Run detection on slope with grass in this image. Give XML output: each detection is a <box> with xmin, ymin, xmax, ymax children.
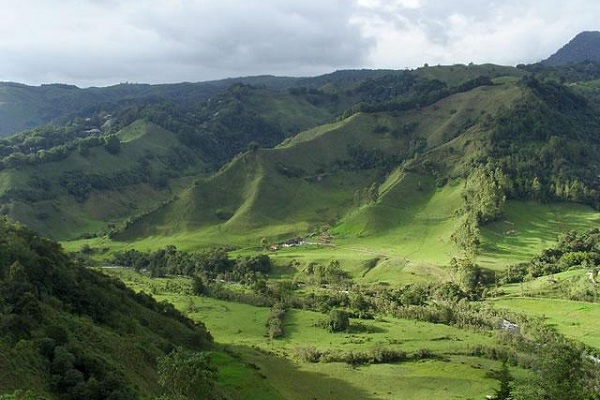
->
<box><xmin>113</xmin><ymin>80</ymin><xmax>525</xmax><ymax>253</ymax></box>
<box><xmin>1</xmin><ymin>120</ymin><xmax>202</xmax><ymax>240</ymax></box>
<box><xmin>105</xmin><ymin>267</ymin><xmax>525</xmax><ymax>400</ymax></box>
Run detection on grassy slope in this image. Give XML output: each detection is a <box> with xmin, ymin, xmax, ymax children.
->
<box><xmin>488</xmin><ymin>268</ymin><xmax>600</xmax><ymax>348</ymax></box>
<box><xmin>479</xmin><ymin>201</ymin><xmax>600</xmax><ymax>269</ymax></box>
<box><xmin>5</xmin><ymin>120</ymin><xmax>199</xmax><ymax>239</ymax></box>
<box><xmin>67</xmin><ymin>80</ymin><xmax>600</xmax><ymax>279</ymax></box>
<box><xmin>108</xmin><ymin>83</ymin><xmax>518</xmax><ymax>248</ymax></box>
<box><xmin>491</xmin><ymin>296</ymin><xmax>600</xmax><ymax>348</ymax></box>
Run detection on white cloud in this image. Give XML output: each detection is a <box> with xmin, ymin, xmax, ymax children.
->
<box><xmin>0</xmin><ymin>0</ymin><xmax>597</xmax><ymax>86</ymax></box>
<box><xmin>353</xmin><ymin>0</ymin><xmax>600</xmax><ymax>68</ymax></box>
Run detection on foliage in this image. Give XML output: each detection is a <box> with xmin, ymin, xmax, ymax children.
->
<box><xmin>490</xmin><ymin>77</ymin><xmax>600</xmax><ymax>209</ymax></box>
<box><xmin>499</xmin><ymin>228</ymin><xmax>600</xmax><ymax>283</ymax></box>
<box><xmin>113</xmin><ymin>246</ymin><xmax>271</xmax><ymax>283</ymax></box>
<box><xmin>157</xmin><ymin>347</ymin><xmax>217</xmax><ymax>400</ymax></box>
<box><xmin>326</xmin><ymin>309</ymin><xmax>350</xmax><ymax>333</ymax></box>
<box><xmin>491</xmin><ymin>360</ymin><xmax>512</xmax><ymax>400</ymax></box>
<box><xmin>0</xmin><ymin>217</ymin><xmax>214</xmax><ymax>399</ymax></box>
<box><xmin>265</xmin><ymin>303</ymin><xmax>286</xmax><ymax>340</ymax></box>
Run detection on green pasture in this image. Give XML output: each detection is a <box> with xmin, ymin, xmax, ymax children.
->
<box><xmin>491</xmin><ymin>297</ymin><xmax>600</xmax><ymax>348</ymax></box>
<box><xmin>102</xmin><ymin>268</ymin><xmax>518</xmax><ymax>400</ymax></box>
<box><xmin>479</xmin><ymin>201</ymin><xmax>600</xmax><ymax>269</ymax></box>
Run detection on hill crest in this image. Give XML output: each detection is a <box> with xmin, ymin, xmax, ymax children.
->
<box><xmin>542</xmin><ymin>31</ymin><xmax>600</xmax><ymax>66</ymax></box>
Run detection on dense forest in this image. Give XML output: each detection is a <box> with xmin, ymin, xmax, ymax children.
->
<box><xmin>0</xmin><ymin>218</ymin><xmax>215</xmax><ymax>399</ymax></box>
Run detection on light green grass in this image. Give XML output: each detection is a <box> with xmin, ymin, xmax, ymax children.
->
<box><xmin>102</xmin><ymin>268</ymin><xmax>514</xmax><ymax>400</ymax></box>
<box><xmin>491</xmin><ymin>297</ymin><xmax>600</xmax><ymax>348</ymax></box>
<box><xmin>479</xmin><ymin>201</ymin><xmax>600</xmax><ymax>269</ymax></box>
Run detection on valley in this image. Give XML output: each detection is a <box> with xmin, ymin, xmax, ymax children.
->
<box><xmin>1</xmin><ymin>42</ymin><xmax>600</xmax><ymax>399</ymax></box>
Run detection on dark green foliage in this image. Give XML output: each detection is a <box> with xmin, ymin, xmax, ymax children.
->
<box><xmin>512</xmin><ymin>332</ymin><xmax>600</xmax><ymax>400</ymax></box>
<box><xmin>0</xmin><ymin>217</ymin><xmax>214</xmax><ymax>399</ymax></box>
<box><xmin>103</xmin><ymin>135</ymin><xmax>121</xmax><ymax>154</ymax></box>
<box><xmin>327</xmin><ymin>309</ymin><xmax>350</xmax><ymax>332</ymax></box>
<box><xmin>491</xmin><ymin>360</ymin><xmax>512</xmax><ymax>400</ymax></box>
<box><xmin>490</xmin><ymin>78</ymin><xmax>600</xmax><ymax>208</ymax></box>
<box><xmin>451</xmin><ymin>257</ymin><xmax>485</xmax><ymax>296</ymax></box>
<box><xmin>293</xmin><ymin>345</ymin><xmax>407</xmax><ymax>365</ymax></box>
<box><xmin>114</xmin><ymin>247</ymin><xmax>272</xmax><ymax>283</ymax></box>
<box><xmin>500</xmin><ymin>228</ymin><xmax>600</xmax><ymax>283</ymax></box>
<box><xmin>303</xmin><ymin>259</ymin><xmax>351</xmax><ymax>287</ymax></box>
<box><xmin>266</xmin><ymin>303</ymin><xmax>286</xmax><ymax>340</ymax></box>
<box><xmin>531</xmin><ymin>228</ymin><xmax>600</xmax><ymax>276</ymax></box>
<box><xmin>157</xmin><ymin>347</ymin><xmax>217</xmax><ymax>400</ymax></box>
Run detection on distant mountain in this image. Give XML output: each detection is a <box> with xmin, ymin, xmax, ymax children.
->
<box><xmin>542</xmin><ymin>31</ymin><xmax>600</xmax><ymax>66</ymax></box>
<box><xmin>0</xmin><ymin>76</ymin><xmax>306</xmax><ymax>137</ymax></box>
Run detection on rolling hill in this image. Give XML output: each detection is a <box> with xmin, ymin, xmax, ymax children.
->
<box><xmin>0</xmin><ymin>57</ymin><xmax>598</xmax><ymax>270</ymax></box>
<box><xmin>2</xmin><ymin>34</ymin><xmax>600</xmax><ymax>400</ymax></box>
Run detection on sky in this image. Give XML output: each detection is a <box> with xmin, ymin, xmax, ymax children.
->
<box><xmin>0</xmin><ymin>0</ymin><xmax>598</xmax><ymax>87</ymax></box>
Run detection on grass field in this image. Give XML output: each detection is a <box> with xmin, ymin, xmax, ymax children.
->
<box><xmin>479</xmin><ymin>201</ymin><xmax>600</xmax><ymax>269</ymax></box>
<box><xmin>102</xmin><ymin>268</ymin><xmax>524</xmax><ymax>400</ymax></box>
<box><xmin>491</xmin><ymin>296</ymin><xmax>600</xmax><ymax>348</ymax></box>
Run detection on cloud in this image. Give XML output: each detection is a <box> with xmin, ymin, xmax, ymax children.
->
<box><xmin>0</xmin><ymin>0</ymin><xmax>597</xmax><ymax>86</ymax></box>
<box><xmin>353</xmin><ymin>0</ymin><xmax>600</xmax><ymax>68</ymax></box>
<box><xmin>0</xmin><ymin>0</ymin><xmax>372</xmax><ymax>86</ymax></box>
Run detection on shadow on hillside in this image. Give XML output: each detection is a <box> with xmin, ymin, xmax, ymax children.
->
<box><xmin>224</xmin><ymin>344</ymin><xmax>379</xmax><ymax>400</ymax></box>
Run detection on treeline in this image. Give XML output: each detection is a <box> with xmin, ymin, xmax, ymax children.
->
<box><xmin>520</xmin><ymin>60</ymin><xmax>600</xmax><ymax>84</ymax></box>
<box><xmin>342</xmin><ymin>74</ymin><xmax>494</xmax><ymax>117</ymax></box>
<box><xmin>116</xmin><ymin>84</ymin><xmax>295</xmax><ymax>168</ymax></box>
<box><xmin>452</xmin><ymin>164</ymin><xmax>510</xmax><ymax>254</ymax></box>
<box><xmin>113</xmin><ymin>246</ymin><xmax>272</xmax><ymax>282</ymax></box>
<box><xmin>490</xmin><ymin>77</ymin><xmax>600</xmax><ymax>208</ymax></box>
<box><xmin>0</xmin><ymin>128</ymin><xmax>123</xmax><ymax>170</ymax></box>
<box><xmin>501</xmin><ymin>228</ymin><xmax>600</xmax><ymax>284</ymax></box>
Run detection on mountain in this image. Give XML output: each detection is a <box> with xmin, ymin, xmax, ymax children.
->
<box><xmin>0</xmin><ymin>76</ymin><xmax>305</xmax><ymax>138</ymax></box>
<box><xmin>0</xmin><ymin>217</ymin><xmax>214</xmax><ymax>398</ymax></box>
<box><xmin>542</xmin><ymin>31</ymin><xmax>600</xmax><ymax>66</ymax></box>
<box><xmin>116</xmin><ymin>73</ymin><xmax>600</xmax><ymax>256</ymax></box>
<box><xmin>0</xmin><ymin>65</ymin><xmax>527</xmax><ymax>242</ymax></box>
<box><xmin>0</xmin><ymin>70</ymin><xmax>415</xmax><ymax>138</ymax></box>
<box><xmin>2</xmin><ymin>61</ymin><xmax>600</xmax><ymax>399</ymax></box>
<box><xmin>0</xmin><ymin>62</ymin><xmax>599</xmax><ymax>267</ymax></box>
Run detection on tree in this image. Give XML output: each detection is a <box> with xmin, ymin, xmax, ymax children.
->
<box><xmin>367</xmin><ymin>182</ymin><xmax>379</xmax><ymax>203</ymax></box>
<box><xmin>492</xmin><ymin>360</ymin><xmax>512</xmax><ymax>400</ymax></box>
<box><xmin>328</xmin><ymin>309</ymin><xmax>350</xmax><ymax>332</ymax></box>
<box><xmin>450</xmin><ymin>257</ymin><xmax>482</xmax><ymax>295</ymax></box>
<box><xmin>531</xmin><ymin>176</ymin><xmax>542</xmax><ymax>202</ymax></box>
<box><xmin>192</xmin><ymin>275</ymin><xmax>208</xmax><ymax>296</ymax></box>
<box><xmin>157</xmin><ymin>347</ymin><xmax>217</xmax><ymax>400</ymax></box>
<box><xmin>103</xmin><ymin>135</ymin><xmax>121</xmax><ymax>154</ymax></box>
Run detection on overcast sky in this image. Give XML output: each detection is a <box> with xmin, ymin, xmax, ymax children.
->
<box><xmin>0</xmin><ymin>0</ymin><xmax>598</xmax><ymax>87</ymax></box>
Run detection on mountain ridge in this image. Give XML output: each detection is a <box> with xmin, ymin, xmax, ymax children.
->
<box><xmin>542</xmin><ymin>30</ymin><xmax>600</xmax><ymax>66</ymax></box>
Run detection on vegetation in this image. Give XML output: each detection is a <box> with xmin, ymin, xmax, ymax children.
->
<box><xmin>0</xmin><ymin>217</ymin><xmax>214</xmax><ymax>398</ymax></box>
<box><xmin>3</xmin><ymin>56</ymin><xmax>600</xmax><ymax>399</ymax></box>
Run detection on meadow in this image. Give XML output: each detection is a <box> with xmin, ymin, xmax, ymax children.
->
<box><xmin>103</xmin><ymin>268</ymin><xmax>527</xmax><ymax>400</ymax></box>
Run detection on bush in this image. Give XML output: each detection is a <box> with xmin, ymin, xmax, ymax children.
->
<box><xmin>327</xmin><ymin>309</ymin><xmax>350</xmax><ymax>333</ymax></box>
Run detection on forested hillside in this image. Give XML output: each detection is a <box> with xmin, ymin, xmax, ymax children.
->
<box><xmin>2</xmin><ymin>33</ymin><xmax>600</xmax><ymax>400</ymax></box>
<box><xmin>0</xmin><ymin>217</ymin><xmax>215</xmax><ymax>399</ymax></box>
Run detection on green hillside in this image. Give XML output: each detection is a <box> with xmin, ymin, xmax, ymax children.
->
<box><xmin>109</xmin><ymin>71</ymin><xmax>600</xmax><ymax>269</ymax></box>
<box><xmin>0</xmin><ymin>217</ymin><xmax>217</xmax><ymax>399</ymax></box>
<box><xmin>0</xmin><ymin>64</ymin><xmax>599</xmax><ymax>271</ymax></box>
<box><xmin>1</xmin><ymin>62</ymin><xmax>599</xmax><ymax>400</ymax></box>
